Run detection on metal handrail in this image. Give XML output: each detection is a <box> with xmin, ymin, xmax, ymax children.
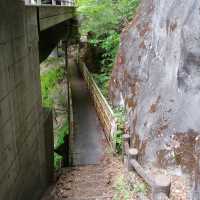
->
<box><xmin>25</xmin><ymin>0</ymin><xmax>75</xmax><ymax>6</ymax></box>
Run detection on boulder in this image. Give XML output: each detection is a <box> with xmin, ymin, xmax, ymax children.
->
<box><xmin>110</xmin><ymin>0</ymin><xmax>200</xmax><ymax>196</ymax></box>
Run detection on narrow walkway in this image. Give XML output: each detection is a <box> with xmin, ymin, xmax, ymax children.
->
<box><xmin>69</xmin><ymin>62</ymin><xmax>103</xmax><ymax>166</ymax></box>
<box><xmin>41</xmin><ymin>61</ymin><xmax>121</xmax><ymax>200</ymax></box>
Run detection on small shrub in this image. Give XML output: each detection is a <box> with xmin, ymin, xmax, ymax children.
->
<box><xmin>41</xmin><ymin>67</ymin><xmax>65</xmax><ymax>108</ymax></box>
<box><xmin>113</xmin><ymin>129</ymin><xmax>124</xmax><ymax>154</ymax></box>
<box><xmin>113</xmin><ymin>106</ymin><xmax>126</xmax><ymax>153</ymax></box>
<box><xmin>54</xmin><ymin>152</ymin><xmax>62</xmax><ymax>170</ymax></box>
<box><xmin>133</xmin><ymin>182</ymin><xmax>148</xmax><ymax>194</ymax></box>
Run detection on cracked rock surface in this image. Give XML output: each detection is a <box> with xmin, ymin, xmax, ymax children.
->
<box><xmin>109</xmin><ymin>0</ymin><xmax>200</xmax><ymax>197</ymax></box>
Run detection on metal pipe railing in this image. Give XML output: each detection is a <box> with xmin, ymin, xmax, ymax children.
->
<box><xmin>25</xmin><ymin>0</ymin><xmax>75</xmax><ymax>6</ymax></box>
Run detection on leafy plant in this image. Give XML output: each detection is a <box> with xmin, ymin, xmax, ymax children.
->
<box><xmin>113</xmin><ymin>129</ymin><xmax>124</xmax><ymax>154</ymax></box>
<box><xmin>54</xmin><ymin>152</ymin><xmax>62</xmax><ymax>170</ymax></box>
<box><xmin>113</xmin><ymin>106</ymin><xmax>126</xmax><ymax>153</ymax></box>
<box><xmin>77</xmin><ymin>0</ymin><xmax>140</xmax><ymax>154</ymax></box>
<box><xmin>41</xmin><ymin>67</ymin><xmax>65</xmax><ymax>108</ymax></box>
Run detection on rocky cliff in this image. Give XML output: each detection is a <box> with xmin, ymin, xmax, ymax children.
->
<box><xmin>110</xmin><ymin>0</ymin><xmax>200</xmax><ymax>197</ymax></box>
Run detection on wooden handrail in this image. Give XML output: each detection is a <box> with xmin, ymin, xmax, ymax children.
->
<box><xmin>79</xmin><ymin>63</ymin><xmax>117</xmax><ymax>150</ymax></box>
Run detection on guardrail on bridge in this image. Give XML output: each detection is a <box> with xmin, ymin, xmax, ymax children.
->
<box><xmin>25</xmin><ymin>0</ymin><xmax>75</xmax><ymax>6</ymax></box>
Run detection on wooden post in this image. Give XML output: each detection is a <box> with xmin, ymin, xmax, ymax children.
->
<box><xmin>128</xmin><ymin>148</ymin><xmax>138</xmax><ymax>171</ymax></box>
<box><xmin>152</xmin><ymin>174</ymin><xmax>171</xmax><ymax>199</ymax></box>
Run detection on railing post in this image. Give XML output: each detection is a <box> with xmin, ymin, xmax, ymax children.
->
<box><xmin>128</xmin><ymin>148</ymin><xmax>138</xmax><ymax>171</ymax></box>
<box><xmin>152</xmin><ymin>175</ymin><xmax>171</xmax><ymax>199</ymax></box>
<box><xmin>52</xmin><ymin>0</ymin><xmax>56</xmax><ymax>5</ymax></box>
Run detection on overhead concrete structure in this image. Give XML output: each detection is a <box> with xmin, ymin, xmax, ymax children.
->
<box><xmin>0</xmin><ymin>1</ymin><xmax>77</xmax><ymax>199</ymax></box>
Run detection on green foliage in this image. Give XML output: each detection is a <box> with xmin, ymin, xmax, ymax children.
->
<box><xmin>78</xmin><ymin>0</ymin><xmax>139</xmax><ymax>65</ymax></box>
<box><xmin>113</xmin><ymin>129</ymin><xmax>124</xmax><ymax>154</ymax></box>
<box><xmin>41</xmin><ymin>67</ymin><xmax>65</xmax><ymax>108</ymax></box>
<box><xmin>54</xmin><ymin>120</ymin><xmax>69</xmax><ymax>169</ymax></box>
<box><xmin>78</xmin><ymin>0</ymin><xmax>140</xmax><ymax>101</ymax></box>
<box><xmin>113</xmin><ymin>175</ymin><xmax>148</xmax><ymax>200</ymax></box>
<box><xmin>93</xmin><ymin>73</ymin><xmax>110</xmax><ymax>97</ymax></box>
<box><xmin>114</xmin><ymin>106</ymin><xmax>126</xmax><ymax>130</ymax></box>
<box><xmin>55</xmin><ymin>120</ymin><xmax>69</xmax><ymax>148</ymax></box>
<box><xmin>54</xmin><ymin>153</ymin><xmax>62</xmax><ymax>170</ymax></box>
<box><xmin>77</xmin><ymin>0</ymin><xmax>140</xmax><ymax>37</ymax></box>
<box><xmin>113</xmin><ymin>106</ymin><xmax>126</xmax><ymax>153</ymax></box>
<box><xmin>78</xmin><ymin>0</ymin><xmax>139</xmax><ymax>154</ymax></box>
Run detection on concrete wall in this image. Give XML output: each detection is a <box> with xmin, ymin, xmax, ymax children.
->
<box><xmin>0</xmin><ymin>1</ymin><xmax>49</xmax><ymax>199</ymax></box>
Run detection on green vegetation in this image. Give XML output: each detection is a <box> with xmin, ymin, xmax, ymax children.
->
<box><xmin>113</xmin><ymin>175</ymin><xmax>148</xmax><ymax>200</ymax></box>
<box><xmin>55</xmin><ymin>120</ymin><xmax>69</xmax><ymax>148</ymax></box>
<box><xmin>133</xmin><ymin>182</ymin><xmax>148</xmax><ymax>194</ymax></box>
<box><xmin>77</xmin><ymin>1</ymin><xmax>139</xmax><ymax>154</ymax></box>
<box><xmin>78</xmin><ymin>0</ymin><xmax>140</xmax><ymax>98</ymax></box>
<box><xmin>113</xmin><ymin>106</ymin><xmax>126</xmax><ymax>153</ymax></box>
<box><xmin>54</xmin><ymin>153</ymin><xmax>63</xmax><ymax>170</ymax></box>
<box><xmin>40</xmin><ymin>58</ymin><xmax>67</xmax><ymax>170</ymax></box>
<box><xmin>41</xmin><ymin>67</ymin><xmax>65</xmax><ymax>107</ymax></box>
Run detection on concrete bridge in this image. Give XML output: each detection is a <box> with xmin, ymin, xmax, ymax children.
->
<box><xmin>0</xmin><ymin>1</ymin><xmax>78</xmax><ymax>199</ymax></box>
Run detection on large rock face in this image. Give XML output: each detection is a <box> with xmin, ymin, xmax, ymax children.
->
<box><xmin>110</xmin><ymin>0</ymin><xmax>200</xmax><ymax>182</ymax></box>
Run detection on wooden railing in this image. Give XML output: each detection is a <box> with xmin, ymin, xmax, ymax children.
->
<box><xmin>79</xmin><ymin>63</ymin><xmax>117</xmax><ymax>150</ymax></box>
<box><xmin>123</xmin><ymin>134</ymin><xmax>171</xmax><ymax>200</ymax></box>
<box><xmin>25</xmin><ymin>0</ymin><xmax>75</xmax><ymax>6</ymax></box>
